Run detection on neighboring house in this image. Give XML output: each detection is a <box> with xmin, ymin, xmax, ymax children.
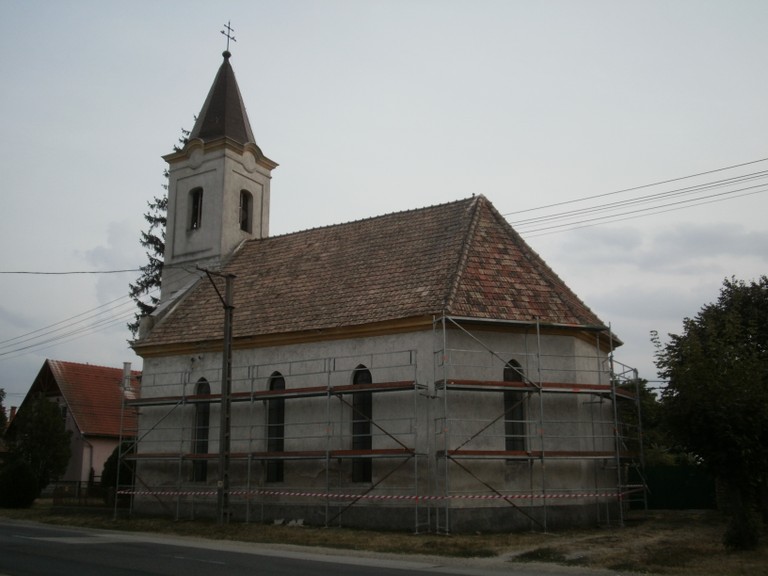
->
<box><xmin>129</xmin><ymin>51</ymin><xmax>642</xmax><ymax>532</ymax></box>
<box><xmin>13</xmin><ymin>360</ymin><xmax>140</xmax><ymax>487</ymax></box>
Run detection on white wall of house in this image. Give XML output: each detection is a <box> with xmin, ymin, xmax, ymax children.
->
<box><xmin>57</xmin><ymin>397</ymin><xmax>119</xmax><ymax>485</ymax></box>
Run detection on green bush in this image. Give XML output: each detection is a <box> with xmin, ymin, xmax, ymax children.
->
<box><xmin>0</xmin><ymin>458</ymin><xmax>40</xmax><ymax>508</ymax></box>
<box><xmin>101</xmin><ymin>442</ymin><xmax>134</xmax><ymax>507</ymax></box>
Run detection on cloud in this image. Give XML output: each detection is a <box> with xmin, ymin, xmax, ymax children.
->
<box><xmin>539</xmin><ymin>221</ymin><xmax>767</xmax><ymax>280</ymax></box>
<box><xmin>82</xmin><ymin>220</ymin><xmax>145</xmax><ymax>304</ymax></box>
<box><xmin>0</xmin><ymin>304</ymin><xmax>35</xmax><ymax>334</ymax></box>
<box><xmin>641</xmin><ymin>223</ymin><xmax>768</xmax><ymax>272</ymax></box>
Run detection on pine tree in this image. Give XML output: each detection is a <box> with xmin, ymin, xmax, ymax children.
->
<box><xmin>128</xmin><ymin>128</ymin><xmax>189</xmax><ymax>337</ymax></box>
<box><xmin>127</xmin><ymin>190</ymin><xmax>167</xmax><ymax>337</ymax></box>
<box><xmin>4</xmin><ymin>394</ymin><xmax>72</xmax><ymax>494</ymax></box>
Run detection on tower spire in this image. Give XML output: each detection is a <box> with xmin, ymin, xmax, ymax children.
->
<box><xmin>188</xmin><ymin>46</ymin><xmax>255</xmax><ymax>145</ymax></box>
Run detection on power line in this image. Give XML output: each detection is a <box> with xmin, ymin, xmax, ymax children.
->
<box><xmin>504</xmin><ymin>156</ymin><xmax>768</xmax><ymax>217</ymax></box>
<box><xmin>0</xmin><ymin>293</ymin><xmax>132</xmax><ymax>347</ymax></box>
<box><xmin>509</xmin><ymin>170</ymin><xmax>768</xmax><ymax>227</ymax></box>
<box><xmin>524</xmin><ymin>187</ymin><xmax>767</xmax><ymax>237</ymax></box>
<box><xmin>0</xmin><ymin>290</ymin><xmax>157</xmax><ymax>360</ymax></box>
<box><xmin>0</xmin><ymin>269</ymin><xmax>140</xmax><ymax>275</ymax></box>
<box><xmin>0</xmin><ymin>312</ymin><xmax>134</xmax><ymax>359</ymax></box>
<box><xmin>504</xmin><ymin>160</ymin><xmax>768</xmax><ymax>236</ymax></box>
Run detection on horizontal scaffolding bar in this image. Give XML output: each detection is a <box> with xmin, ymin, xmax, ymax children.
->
<box><xmin>128</xmin><ymin>380</ymin><xmax>419</xmax><ymax>407</ymax></box>
<box><xmin>125</xmin><ymin>448</ymin><xmax>419</xmax><ymax>462</ymax></box>
<box><xmin>437</xmin><ymin>449</ymin><xmax>639</xmax><ymax>460</ymax></box>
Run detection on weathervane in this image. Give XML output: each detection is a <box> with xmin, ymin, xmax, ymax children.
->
<box><xmin>221</xmin><ymin>21</ymin><xmax>236</xmax><ymax>52</ymax></box>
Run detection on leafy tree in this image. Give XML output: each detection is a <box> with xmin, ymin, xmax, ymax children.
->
<box><xmin>4</xmin><ymin>394</ymin><xmax>72</xmax><ymax>496</ymax></box>
<box><xmin>618</xmin><ymin>378</ymin><xmax>679</xmax><ymax>466</ymax></box>
<box><xmin>128</xmin><ymin>127</ymin><xmax>190</xmax><ymax>337</ymax></box>
<box><xmin>654</xmin><ymin>276</ymin><xmax>768</xmax><ymax>550</ymax></box>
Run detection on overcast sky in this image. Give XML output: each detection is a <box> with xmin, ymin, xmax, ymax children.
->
<box><xmin>1</xmin><ymin>0</ymin><xmax>767</xmax><ymax>406</ymax></box>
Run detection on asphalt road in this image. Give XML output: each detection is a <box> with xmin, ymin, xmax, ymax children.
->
<box><xmin>0</xmin><ymin>519</ymin><xmax>614</xmax><ymax>576</ymax></box>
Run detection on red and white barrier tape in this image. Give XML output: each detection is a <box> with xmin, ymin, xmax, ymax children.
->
<box><xmin>118</xmin><ymin>488</ymin><xmax>639</xmax><ymax>501</ymax></box>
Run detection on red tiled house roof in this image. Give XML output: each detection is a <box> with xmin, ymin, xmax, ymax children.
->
<box><xmin>136</xmin><ymin>195</ymin><xmax>611</xmax><ymax>354</ymax></box>
<box><xmin>21</xmin><ymin>360</ymin><xmax>140</xmax><ymax>438</ymax></box>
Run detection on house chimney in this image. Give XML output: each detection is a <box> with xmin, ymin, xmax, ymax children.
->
<box><xmin>122</xmin><ymin>362</ymin><xmax>132</xmax><ymax>390</ymax></box>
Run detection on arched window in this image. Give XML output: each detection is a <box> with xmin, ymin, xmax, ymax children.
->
<box><xmin>352</xmin><ymin>365</ymin><xmax>372</xmax><ymax>482</ymax></box>
<box><xmin>189</xmin><ymin>187</ymin><xmax>204</xmax><ymax>230</ymax></box>
<box><xmin>239</xmin><ymin>190</ymin><xmax>252</xmax><ymax>233</ymax></box>
<box><xmin>503</xmin><ymin>360</ymin><xmax>526</xmax><ymax>452</ymax></box>
<box><xmin>266</xmin><ymin>372</ymin><xmax>285</xmax><ymax>482</ymax></box>
<box><xmin>192</xmin><ymin>378</ymin><xmax>210</xmax><ymax>482</ymax></box>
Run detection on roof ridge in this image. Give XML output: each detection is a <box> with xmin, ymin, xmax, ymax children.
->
<box><xmin>443</xmin><ymin>195</ymin><xmax>485</xmax><ymax>313</ymax></box>
<box><xmin>47</xmin><ymin>358</ymin><xmax>129</xmax><ymax>372</ymax></box>
<box><xmin>48</xmin><ymin>358</ymin><xmax>141</xmax><ymax>374</ymax></box>
<box><xmin>259</xmin><ymin>196</ymin><xmax>478</xmax><ymax>242</ymax></box>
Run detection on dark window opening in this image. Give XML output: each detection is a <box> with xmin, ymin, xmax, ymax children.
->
<box><xmin>352</xmin><ymin>366</ymin><xmax>372</xmax><ymax>483</ymax></box>
<box><xmin>503</xmin><ymin>360</ymin><xmax>527</xmax><ymax>452</ymax></box>
<box><xmin>190</xmin><ymin>188</ymin><xmax>203</xmax><ymax>230</ymax></box>
<box><xmin>239</xmin><ymin>190</ymin><xmax>252</xmax><ymax>233</ymax></box>
<box><xmin>267</xmin><ymin>373</ymin><xmax>285</xmax><ymax>482</ymax></box>
<box><xmin>192</xmin><ymin>378</ymin><xmax>210</xmax><ymax>482</ymax></box>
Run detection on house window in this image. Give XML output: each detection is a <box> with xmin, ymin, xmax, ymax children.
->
<box><xmin>352</xmin><ymin>365</ymin><xmax>372</xmax><ymax>483</ymax></box>
<box><xmin>239</xmin><ymin>190</ymin><xmax>252</xmax><ymax>233</ymax></box>
<box><xmin>192</xmin><ymin>378</ymin><xmax>211</xmax><ymax>482</ymax></box>
<box><xmin>503</xmin><ymin>360</ymin><xmax>526</xmax><ymax>452</ymax></box>
<box><xmin>189</xmin><ymin>187</ymin><xmax>203</xmax><ymax>230</ymax></box>
<box><xmin>266</xmin><ymin>372</ymin><xmax>285</xmax><ymax>483</ymax></box>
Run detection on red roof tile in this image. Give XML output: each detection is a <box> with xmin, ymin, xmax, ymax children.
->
<box><xmin>137</xmin><ymin>196</ymin><xmax>607</xmax><ymax>350</ymax></box>
<box><xmin>31</xmin><ymin>360</ymin><xmax>140</xmax><ymax>438</ymax></box>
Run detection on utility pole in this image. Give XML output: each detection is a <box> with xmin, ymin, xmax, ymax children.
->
<box><xmin>199</xmin><ymin>268</ymin><xmax>235</xmax><ymax>524</ymax></box>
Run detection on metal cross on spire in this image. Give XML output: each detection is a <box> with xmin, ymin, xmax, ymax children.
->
<box><xmin>221</xmin><ymin>21</ymin><xmax>236</xmax><ymax>52</ymax></box>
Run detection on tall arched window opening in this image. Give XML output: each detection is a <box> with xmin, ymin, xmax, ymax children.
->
<box><xmin>239</xmin><ymin>190</ymin><xmax>252</xmax><ymax>233</ymax></box>
<box><xmin>189</xmin><ymin>187</ymin><xmax>204</xmax><ymax>230</ymax></box>
<box><xmin>503</xmin><ymin>360</ymin><xmax>527</xmax><ymax>452</ymax></box>
<box><xmin>266</xmin><ymin>372</ymin><xmax>285</xmax><ymax>482</ymax></box>
<box><xmin>192</xmin><ymin>378</ymin><xmax>210</xmax><ymax>482</ymax></box>
<box><xmin>352</xmin><ymin>366</ymin><xmax>372</xmax><ymax>482</ymax></box>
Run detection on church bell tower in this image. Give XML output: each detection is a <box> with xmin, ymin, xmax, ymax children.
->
<box><xmin>160</xmin><ymin>50</ymin><xmax>277</xmax><ymax>301</ymax></box>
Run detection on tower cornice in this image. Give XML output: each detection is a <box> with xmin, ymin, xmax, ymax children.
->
<box><xmin>163</xmin><ymin>137</ymin><xmax>278</xmax><ymax>171</ymax></box>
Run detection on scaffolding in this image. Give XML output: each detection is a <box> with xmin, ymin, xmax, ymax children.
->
<box><xmin>119</xmin><ymin>350</ymin><xmax>429</xmax><ymax>530</ymax></box>
<box><xmin>119</xmin><ymin>318</ymin><xmax>645</xmax><ymax>532</ymax></box>
<box><xmin>431</xmin><ymin>315</ymin><xmax>645</xmax><ymax>532</ymax></box>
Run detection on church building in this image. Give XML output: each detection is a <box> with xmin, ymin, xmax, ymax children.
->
<box><xmin>128</xmin><ymin>50</ymin><xmax>642</xmax><ymax>532</ymax></box>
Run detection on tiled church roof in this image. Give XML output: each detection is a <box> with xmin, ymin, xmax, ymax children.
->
<box><xmin>137</xmin><ymin>195</ymin><xmax>606</xmax><ymax>350</ymax></box>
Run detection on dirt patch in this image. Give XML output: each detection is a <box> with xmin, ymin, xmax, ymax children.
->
<box><xmin>505</xmin><ymin>511</ymin><xmax>768</xmax><ymax>575</ymax></box>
